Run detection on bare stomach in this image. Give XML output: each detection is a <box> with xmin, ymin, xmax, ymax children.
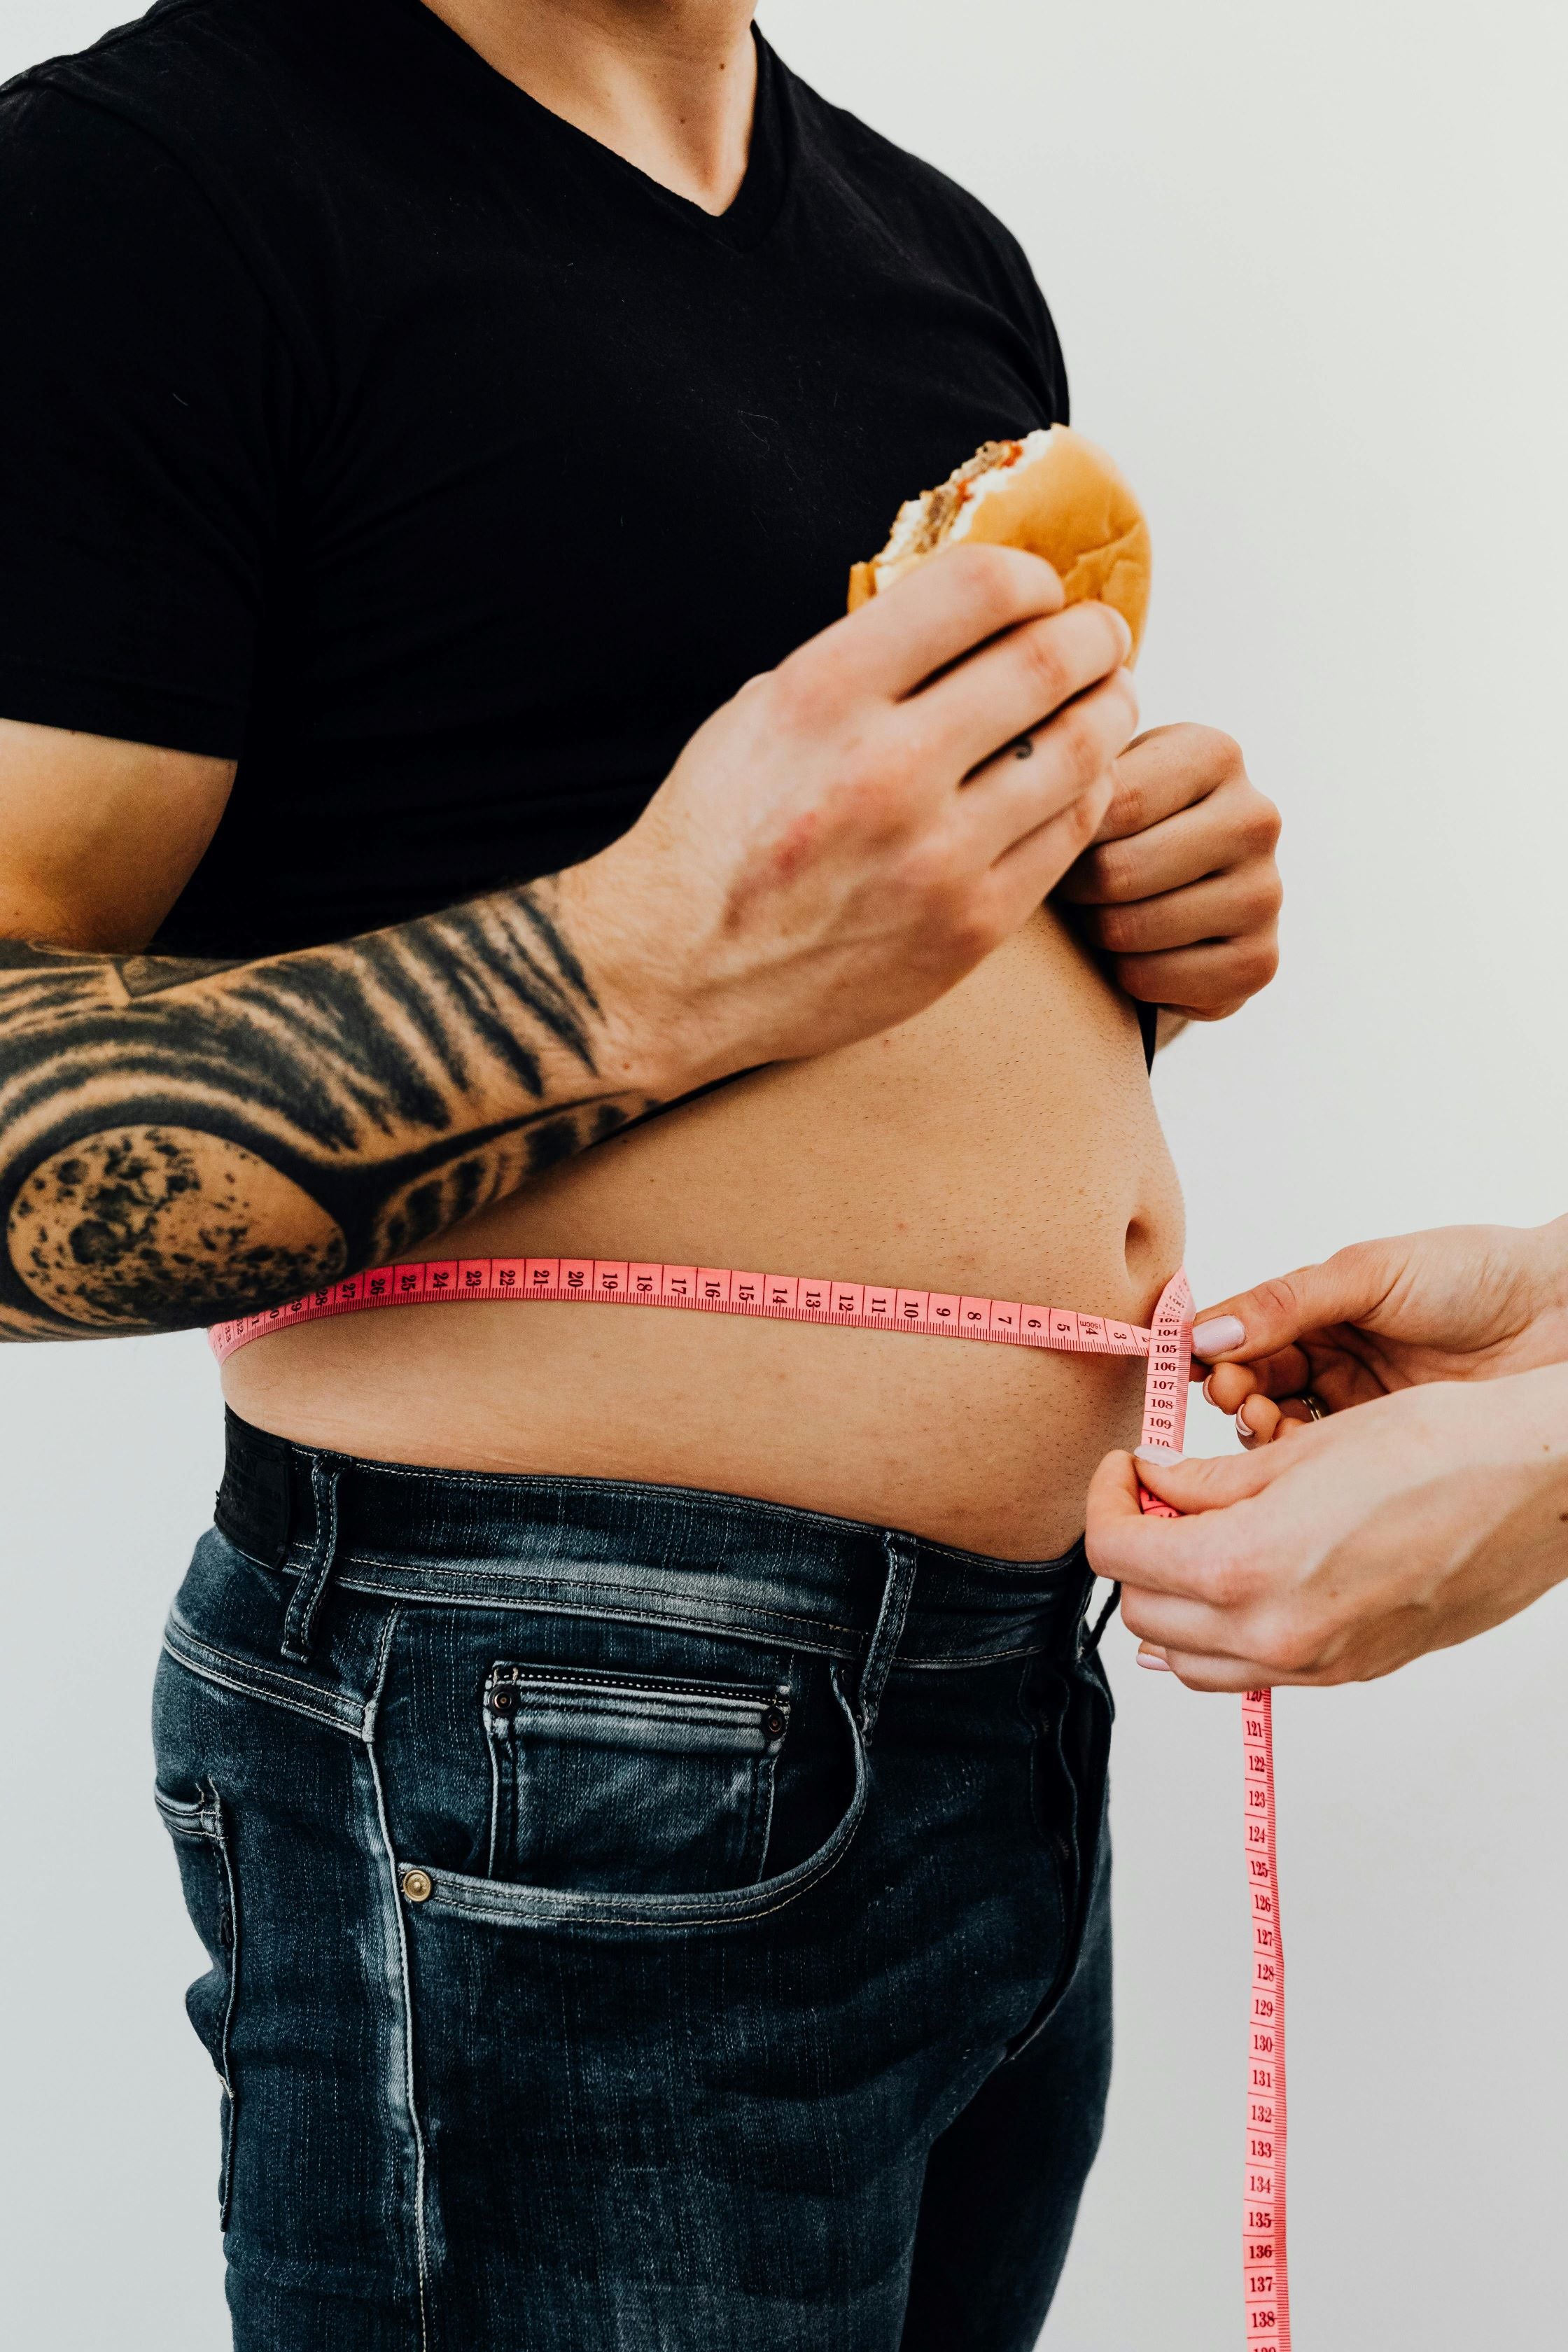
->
<box><xmin>223</xmin><ymin>908</ymin><xmax>1184</xmax><ymax>1560</ymax></box>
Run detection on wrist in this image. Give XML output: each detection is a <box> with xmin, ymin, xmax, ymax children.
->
<box><xmin>545</xmin><ymin>850</ymin><xmax>734</xmax><ymax>1106</ymax></box>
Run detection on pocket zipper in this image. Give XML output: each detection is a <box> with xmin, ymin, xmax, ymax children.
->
<box><xmin>484</xmin><ymin>1662</ymin><xmax>791</xmax><ymax>1740</ymax></box>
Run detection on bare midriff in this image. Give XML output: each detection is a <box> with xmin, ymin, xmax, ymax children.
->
<box><xmin>222</xmin><ymin>906</ymin><xmax>1184</xmax><ymax>1560</ymax></box>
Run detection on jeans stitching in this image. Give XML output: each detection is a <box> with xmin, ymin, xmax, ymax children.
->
<box><xmin>155</xmin><ymin>1788</ymin><xmax>222</xmax><ymax>1838</ymax></box>
<box><xmin>314</xmin><ymin>1558</ymin><xmax>865</xmax><ymax>1642</ymax></box>
<box><xmin>330</xmin><ymin>1567</ymin><xmax>1068</xmax><ymax>1666</ymax></box>
<box><xmin>856</xmin><ymin>1533</ymin><xmax>917</xmax><ymax>1737</ymax></box>
<box><xmin>419</xmin><ymin>1840</ymin><xmax>854</xmax><ymax>1934</ymax></box>
<box><xmin>363</xmin><ymin>1611</ymin><xmax>430</xmax><ymax>2349</ymax></box>
<box><xmin>160</xmin><ymin>1637</ymin><xmax>364</xmax><ymax>1736</ymax></box>
<box><xmin>167</xmin><ymin>1608</ymin><xmax>365</xmax><ymax>1720</ymax></box>
<box><xmin>207</xmin><ymin>1781</ymin><xmax>241</xmax><ymax>2230</ymax></box>
<box><xmin>333</xmin><ymin>1586</ymin><xmax>1051</xmax><ymax>1671</ymax></box>
<box><xmin>225</xmin><ymin>1536</ymin><xmax>1074</xmax><ymax>1664</ymax></box>
<box><xmin>889</xmin><ymin>1642</ymin><xmax>1050</xmax><ymax>1669</ymax></box>
<box><xmin>281</xmin><ymin>1460</ymin><xmax>341</xmax><ymax>1663</ymax></box>
<box><xmin>1006</xmin><ymin>1662</ymin><xmax>1110</xmax><ymax>2063</ymax></box>
<box><xmin>398</xmin><ymin>1665</ymin><xmax>867</xmax><ymax>1933</ymax></box>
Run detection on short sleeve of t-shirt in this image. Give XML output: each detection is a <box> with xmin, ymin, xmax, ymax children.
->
<box><xmin>953</xmin><ymin>209</ymin><xmax>1070</xmax><ymax>424</ymax></box>
<box><xmin>0</xmin><ymin>81</ymin><xmax>293</xmax><ymax>756</ymax></box>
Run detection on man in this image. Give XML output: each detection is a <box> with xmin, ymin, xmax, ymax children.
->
<box><xmin>0</xmin><ymin>4</ymin><xmax>1281</xmax><ymax>2344</ymax></box>
<box><xmin>1088</xmin><ymin>1218</ymin><xmax>1568</xmax><ymax>1688</ymax></box>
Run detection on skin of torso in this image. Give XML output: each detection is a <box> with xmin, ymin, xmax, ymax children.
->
<box><xmin>225</xmin><ymin>904</ymin><xmax>1184</xmax><ymax>1560</ymax></box>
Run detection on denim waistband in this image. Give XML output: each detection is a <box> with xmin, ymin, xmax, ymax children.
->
<box><xmin>215</xmin><ymin>1410</ymin><xmax>1094</xmax><ymax>1670</ymax></box>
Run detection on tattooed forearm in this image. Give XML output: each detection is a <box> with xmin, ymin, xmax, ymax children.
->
<box><xmin>0</xmin><ymin>884</ymin><xmax>657</xmax><ymax>1340</ymax></box>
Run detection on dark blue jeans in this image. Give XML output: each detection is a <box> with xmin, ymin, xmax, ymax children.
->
<box><xmin>153</xmin><ymin>1411</ymin><xmax>1114</xmax><ymax>2350</ymax></box>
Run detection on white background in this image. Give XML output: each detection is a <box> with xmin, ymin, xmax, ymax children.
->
<box><xmin>2</xmin><ymin>1</ymin><xmax>1565</xmax><ymax>2344</ymax></box>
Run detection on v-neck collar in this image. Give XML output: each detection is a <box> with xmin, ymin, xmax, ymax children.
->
<box><xmin>391</xmin><ymin>5</ymin><xmax>794</xmax><ymax>255</ymax></box>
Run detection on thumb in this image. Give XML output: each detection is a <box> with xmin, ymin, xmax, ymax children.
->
<box><xmin>1131</xmin><ymin>1442</ymin><xmax>1294</xmax><ymax>1516</ymax></box>
<box><xmin>1191</xmin><ymin>1237</ymin><xmax>1406</xmax><ymax>1364</ymax></box>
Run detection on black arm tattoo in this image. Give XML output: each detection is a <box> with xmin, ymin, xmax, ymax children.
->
<box><xmin>0</xmin><ymin>885</ymin><xmax>655</xmax><ymax>1340</ymax></box>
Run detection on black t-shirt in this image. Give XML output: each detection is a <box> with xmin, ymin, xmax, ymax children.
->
<box><xmin>0</xmin><ymin>0</ymin><xmax>1068</xmax><ymax>959</ymax></box>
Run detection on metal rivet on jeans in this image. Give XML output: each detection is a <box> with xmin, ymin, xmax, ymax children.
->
<box><xmin>764</xmin><ymin>1707</ymin><xmax>787</xmax><ymax>1739</ymax></box>
<box><xmin>401</xmin><ymin>1868</ymin><xmax>434</xmax><ymax>1905</ymax></box>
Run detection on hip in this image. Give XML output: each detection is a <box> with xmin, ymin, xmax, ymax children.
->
<box><xmin>151</xmin><ymin>1419</ymin><xmax>1114</xmax><ymax>2342</ymax></box>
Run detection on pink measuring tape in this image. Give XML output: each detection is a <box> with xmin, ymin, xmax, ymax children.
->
<box><xmin>211</xmin><ymin>1257</ymin><xmax>1289</xmax><ymax>2344</ymax></box>
<box><xmin>1137</xmin><ymin>1273</ymin><xmax>1291</xmax><ymax>2352</ymax></box>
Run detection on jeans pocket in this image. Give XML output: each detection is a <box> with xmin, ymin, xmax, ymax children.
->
<box><xmin>401</xmin><ymin>1651</ymin><xmax>869</xmax><ymax>1936</ymax></box>
<box><xmin>481</xmin><ymin>1658</ymin><xmax>791</xmax><ymax>1896</ymax></box>
<box><xmin>154</xmin><ymin>1779</ymin><xmax>240</xmax><ymax>2227</ymax></box>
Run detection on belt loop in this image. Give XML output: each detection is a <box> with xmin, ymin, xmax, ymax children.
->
<box><xmin>281</xmin><ymin>1457</ymin><xmax>343</xmax><ymax>1665</ymax></box>
<box><xmin>1085</xmin><ymin>1582</ymin><xmax>1121</xmax><ymax>1655</ymax></box>
<box><xmin>857</xmin><ymin>1531</ymin><xmax>918</xmax><ymax>1742</ymax></box>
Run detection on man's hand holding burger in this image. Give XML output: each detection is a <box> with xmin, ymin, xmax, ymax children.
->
<box><xmin>567</xmin><ymin>544</ymin><xmax>1144</xmax><ymax>1094</ymax></box>
<box><xmin>574</xmin><ymin>421</ymin><xmax>1282</xmax><ymax>1098</ymax></box>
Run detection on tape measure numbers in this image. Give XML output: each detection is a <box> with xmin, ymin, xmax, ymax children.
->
<box><xmin>1136</xmin><ymin>1274</ymin><xmax>1291</xmax><ymax>2351</ymax></box>
<box><xmin>209</xmin><ymin>1255</ymin><xmax>1158</xmax><ymax>1362</ymax></box>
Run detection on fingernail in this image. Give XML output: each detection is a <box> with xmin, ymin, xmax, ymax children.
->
<box><xmin>1135</xmin><ymin>1445</ymin><xmax>1184</xmax><ymax>1466</ymax></box>
<box><xmin>1136</xmin><ymin>1652</ymin><xmax>1175</xmax><ymax>1673</ymax></box>
<box><xmin>1193</xmin><ymin>1316</ymin><xmax>1246</xmax><ymax>1356</ymax></box>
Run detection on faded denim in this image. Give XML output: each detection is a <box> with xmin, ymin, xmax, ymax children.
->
<box><xmin>152</xmin><ymin>1410</ymin><xmax>1114</xmax><ymax>2350</ymax></box>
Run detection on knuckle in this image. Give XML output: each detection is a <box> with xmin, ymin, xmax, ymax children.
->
<box><xmin>1055</xmin><ymin>701</ymin><xmax>1110</xmax><ymax>785</ymax></box>
<box><xmin>1254</xmin><ymin>865</ymin><xmax>1285</xmax><ymax>919</ymax></box>
<box><xmin>1205</xmin><ymin>1557</ymin><xmax>1252</xmax><ymax>1610</ymax></box>
<box><xmin>769</xmin><ymin>652</ymin><xmax>839</xmax><ymax>735</ymax></box>
<box><xmin>946</xmin><ymin>541</ymin><xmax>1050</xmax><ymax>626</ymax></box>
<box><xmin>1203</xmin><ymin>727</ymin><xmax>1245</xmax><ymax>775</ymax></box>
<box><xmin>1096</xmin><ymin>903</ymin><xmax>1139</xmax><ymax>955</ymax></box>
<box><xmin>1016</xmin><ymin>622</ymin><xmax>1074</xmax><ymax>710</ymax></box>
<box><xmin>1233</xmin><ymin>868</ymin><xmax>1283</xmax><ymax>927</ymax></box>
<box><xmin>1066</xmin><ymin>774</ymin><xmax>1116</xmax><ymax>853</ymax></box>
<box><xmin>1252</xmin><ymin>1275</ymin><xmax>1303</xmax><ymax>1335</ymax></box>
<box><xmin>1093</xmin><ymin>840</ymin><xmax>1140</xmax><ymax>903</ymax></box>
<box><xmin>1238</xmin><ymin>935</ymin><xmax>1280</xmax><ymax>990</ymax></box>
<box><xmin>1261</xmin><ymin>1623</ymin><xmax>1321</xmax><ymax>1676</ymax></box>
<box><xmin>1242</xmin><ymin>792</ymin><xmax>1284</xmax><ymax>855</ymax></box>
<box><xmin>1096</xmin><ymin>776</ymin><xmax>1144</xmax><ymax>835</ymax></box>
<box><xmin>944</xmin><ymin>541</ymin><xmax>1008</xmax><ymax>594</ymax></box>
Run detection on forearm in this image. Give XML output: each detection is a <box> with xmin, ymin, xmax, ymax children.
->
<box><xmin>0</xmin><ymin>878</ymin><xmax>671</xmax><ymax>1340</ymax></box>
<box><xmin>0</xmin><ymin>545</ymin><xmax>1153</xmax><ymax>1342</ymax></box>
